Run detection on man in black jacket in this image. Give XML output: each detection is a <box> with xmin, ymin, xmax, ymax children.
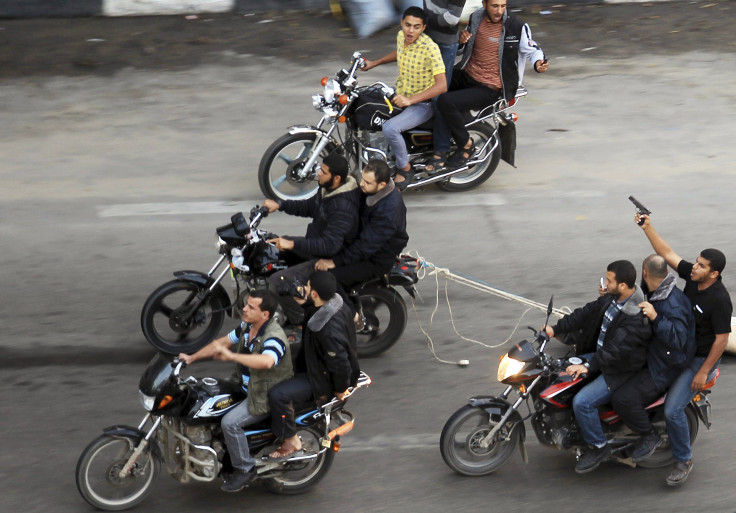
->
<box><xmin>315</xmin><ymin>159</ymin><xmax>409</xmax><ymax>309</ymax></box>
<box><xmin>544</xmin><ymin>260</ymin><xmax>651</xmax><ymax>473</ymax></box>
<box><xmin>263</xmin><ymin>152</ymin><xmax>361</xmax><ymax>323</ymax></box>
<box><xmin>267</xmin><ymin>271</ymin><xmax>360</xmax><ymax>460</ymax></box>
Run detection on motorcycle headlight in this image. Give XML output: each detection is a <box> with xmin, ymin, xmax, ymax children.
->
<box><xmin>323</xmin><ymin>79</ymin><xmax>341</xmax><ymax>104</ymax></box>
<box><xmin>139</xmin><ymin>390</ymin><xmax>156</xmax><ymax>411</ymax></box>
<box><xmin>312</xmin><ymin>94</ymin><xmax>324</xmax><ymax>110</ymax></box>
<box><xmin>497</xmin><ymin>354</ymin><xmax>525</xmax><ymax>382</ymax></box>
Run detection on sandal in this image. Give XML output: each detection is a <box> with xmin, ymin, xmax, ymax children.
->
<box><xmin>394</xmin><ymin>166</ymin><xmax>415</xmax><ymax>192</ymax></box>
<box><xmin>424</xmin><ymin>152</ymin><xmax>447</xmax><ymax>173</ymax></box>
<box><xmin>447</xmin><ymin>138</ymin><xmax>475</xmax><ymax>168</ymax></box>
<box><xmin>267</xmin><ymin>441</ymin><xmax>303</xmax><ymax>461</ymax></box>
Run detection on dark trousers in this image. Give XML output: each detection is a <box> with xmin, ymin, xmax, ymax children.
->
<box><xmin>610</xmin><ymin>369</ymin><xmax>663</xmax><ymax>435</ymax></box>
<box><xmin>268</xmin><ymin>373</ymin><xmax>314</xmax><ymax>440</ymax></box>
<box><xmin>330</xmin><ymin>259</ymin><xmax>389</xmax><ymax>313</ymax></box>
<box><xmin>437</xmin><ymin>69</ymin><xmax>503</xmax><ymax>149</ymax></box>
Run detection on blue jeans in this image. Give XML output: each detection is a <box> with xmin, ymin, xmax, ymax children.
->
<box><xmin>664</xmin><ymin>356</ymin><xmax>719</xmax><ymax>463</ymax></box>
<box><xmin>573</xmin><ymin>373</ymin><xmax>613</xmax><ymax>447</ymax></box>
<box><xmin>221</xmin><ymin>399</ymin><xmax>268</xmax><ymax>473</ymax></box>
<box><xmin>432</xmin><ymin>42</ymin><xmax>459</xmax><ymax>154</ymax></box>
<box><xmin>382</xmin><ymin>101</ymin><xmax>433</xmax><ymax>169</ymax></box>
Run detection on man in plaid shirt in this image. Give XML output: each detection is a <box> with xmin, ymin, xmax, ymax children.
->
<box><xmin>361</xmin><ymin>6</ymin><xmax>447</xmax><ymax>190</ymax></box>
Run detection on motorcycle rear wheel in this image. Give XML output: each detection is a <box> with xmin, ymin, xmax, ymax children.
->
<box><xmin>76</xmin><ymin>434</ymin><xmax>160</xmax><ymax>511</ymax></box>
<box><xmin>636</xmin><ymin>405</ymin><xmax>699</xmax><ymax>469</ymax></box>
<box><xmin>356</xmin><ymin>287</ymin><xmax>407</xmax><ymax>358</ymax></box>
<box><xmin>440</xmin><ymin>404</ymin><xmax>520</xmax><ymax>476</ymax></box>
<box><xmin>258</xmin><ymin>132</ymin><xmax>336</xmax><ymax>202</ymax></box>
<box><xmin>262</xmin><ymin>426</ymin><xmax>335</xmax><ymax>495</ymax></box>
<box><xmin>437</xmin><ymin>124</ymin><xmax>500</xmax><ymax>192</ymax></box>
<box><xmin>141</xmin><ymin>280</ymin><xmax>226</xmax><ymax>355</ymax></box>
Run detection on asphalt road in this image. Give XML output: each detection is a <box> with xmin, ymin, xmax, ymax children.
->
<box><xmin>2</xmin><ymin>3</ymin><xmax>736</xmax><ymax>512</ymax></box>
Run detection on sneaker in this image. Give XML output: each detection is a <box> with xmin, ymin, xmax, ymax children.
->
<box><xmin>575</xmin><ymin>444</ymin><xmax>612</xmax><ymax>474</ymax></box>
<box><xmin>221</xmin><ymin>468</ymin><xmax>256</xmax><ymax>492</ymax></box>
<box><xmin>631</xmin><ymin>429</ymin><xmax>663</xmax><ymax>462</ymax></box>
<box><xmin>666</xmin><ymin>460</ymin><xmax>693</xmax><ymax>487</ymax></box>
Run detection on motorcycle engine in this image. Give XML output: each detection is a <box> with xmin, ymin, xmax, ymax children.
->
<box><xmin>163</xmin><ymin>420</ymin><xmax>219</xmax><ymax>483</ymax></box>
<box><xmin>358</xmin><ymin>129</ymin><xmax>391</xmax><ymax>163</ymax></box>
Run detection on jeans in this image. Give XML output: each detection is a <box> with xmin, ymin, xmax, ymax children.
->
<box><xmin>432</xmin><ymin>42</ymin><xmax>459</xmax><ymax>154</ymax></box>
<box><xmin>664</xmin><ymin>356</ymin><xmax>719</xmax><ymax>462</ymax></box>
<box><xmin>221</xmin><ymin>399</ymin><xmax>268</xmax><ymax>473</ymax></box>
<box><xmin>382</xmin><ymin>101</ymin><xmax>434</xmax><ymax>169</ymax></box>
<box><xmin>573</xmin><ymin>373</ymin><xmax>613</xmax><ymax>447</ymax></box>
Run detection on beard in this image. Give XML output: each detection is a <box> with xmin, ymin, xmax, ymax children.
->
<box><xmin>640</xmin><ymin>277</ymin><xmax>650</xmax><ymax>296</ymax></box>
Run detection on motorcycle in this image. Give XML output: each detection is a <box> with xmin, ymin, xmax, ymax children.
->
<box><xmin>439</xmin><ymin>298</ymin><xmax>718</xmax><ymax>476</ymax></box>
<box><xmin>76</xmin><ymin>354</ymin><xmax>372</xmax><ymax>510</ymax></box>
<box><xmin>140</xmin><ymin>206</ymin><xmax>419</xmax><ymax>358</ymax></box>
<box><xmin>258</xmin><ymin>51</ymin><xmax>526</xmax><ymax>201</ymax></box>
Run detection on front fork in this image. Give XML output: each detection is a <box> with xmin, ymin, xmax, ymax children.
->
<box><xmin>118</xmin><ymin>414</ymin><xmax>161</xmax><ymax>478</ymax></box>
<box><xmin>479</xmin><ymin>377</ymin><xmax>541</xmax><ymax>449</ymax></box>
<box><xmin>294</xmin><ymin>121</ymin><xmax>339</xmax><ymax>181</ymax></box>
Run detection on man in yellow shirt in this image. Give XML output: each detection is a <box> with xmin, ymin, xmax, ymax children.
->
<box><xmin>361</xmin><ymin>6</ymin><xmax>447</xmax><ymax>190</ymax></box>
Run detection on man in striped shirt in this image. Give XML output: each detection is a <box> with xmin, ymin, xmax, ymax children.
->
<box><xmin>436</xmin><ymin>0</ymin><xmax>549</xmax><ymax>169</ymax></box>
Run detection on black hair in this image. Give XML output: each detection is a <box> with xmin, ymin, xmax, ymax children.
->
<box><xmin>402</xmin><ymin>6</ymin><xmax>427</xmax><ymax>24</ymax></box>
<box><xmin>249</xmin><ymin>289</ymin><xmax>278</xmax><ymax>319</ymax></box>
<box><xmin>323</xmin><ymin>152</ymin><xmax>349</xmax><ymax>184</ymax></box>
<box><xmin>701</xmin><ymin>248</ymin><xmax>726</xmax><ymax>276</ymax></box>
<box><xmin>607</xmin><ymin>260</ymin><xmax>637</xmax><ymax>289</ymax></box>
<box><xmin>364</xmin><ymin>159</ymin><xmax>392</xmax><ymax>185</ymax></box>
<box><xmin>308</xmin><ymin>270</ymin><xmax>337</xmax><ymax>301</ymax></box>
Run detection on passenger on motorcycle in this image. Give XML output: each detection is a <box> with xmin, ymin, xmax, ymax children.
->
<box><xmin>543</xmin><ymin>260</ymin><xmax>651</xmax><ymax>474</ymax></box>
<box><xmin>610</xmin><ymin>255</ymin><xmax>696</xmax><ymax>463</ymax></box>
<box><xmin>360</xmin><ymin>6</ymin><xmax>447</xmax><ymax>190</ymax></box>
<box><xmin>433</xmin><ymin>0</ymin><xmax>548</xmax><ymax>170</ymax></box>
<box><xmin>636</xmin><ymin>213</ymin><xmax>732</xmax><ymax>486</ymax></box>
<box><xmin>264</xmin><ymin>152</ymin><xmax>361</xmax><ymax>323</ymax></box>
<box><xmin>314</xmin><ymin>159</ymin><xmax>409</xmax><ymax>318</ymax></box>
<box><xmin>267</xmin><ymin>271</ymin><xmax>360</xmax><ymax>460</ymax></box>
<box><xmin>178</xmin><ymin>290</ymin><xmax>293</xmax><ymax>492</ymax></box>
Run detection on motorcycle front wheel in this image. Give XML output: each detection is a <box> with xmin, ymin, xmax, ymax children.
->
<box><xmin>141</xmin><ymin>280</ymin><xmax>226</xmax><ymax>355</ymax></box>
<box><xmin>440</xmin><ymin>404</ymin><xmax>520</xmax><ymax>476</ymax></box>
<box><xmin>262</xmin><ymin>426</ymin><xmax>335</xmax><ymax>495</ymax></box>
<box><xmin>258</xmin><ymin>132</ymin><xmax>336</xmax><ymax>202</ymax></box>
<box><xmin>437</xmin><ymin>124</ymin><xmax>501</xmax><ymax>192</ymax></box>
<box><xmin>76</xmin><ymin>434</ymin><xmax>160</xmax><ymax>511</ymax></box>
<box><xmin>636</xmin><ymin>405</ymin><xmax>699</xmax><ymax>469</ymax></box>
<box><xmin>356</xmin><ymin>287</ymin><xmax>408</xmax><ymax>358</ymax></box>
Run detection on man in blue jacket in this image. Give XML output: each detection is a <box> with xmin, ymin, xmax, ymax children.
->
<box><xmin>263</xmin><ymin>152</ymin><xmax>361</xmax><ymax>323</ymax></box>
<box><xmin>611</xmin><ymin>255</ymin><xmax>696</xmax><ymax>463</ymax></box>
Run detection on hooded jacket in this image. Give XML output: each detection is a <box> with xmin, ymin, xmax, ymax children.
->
<box><xmin>552</xmin><ymin>287</ymin><xmax>652</xmax><ymax>391</ymax></box>
<box><xmin>279</xmin><ymin>176</ymin><xmax>361</xmax><ymax>259</ymax></box>
<box><xmin>296</xmin><ymin>294</ymin><xmax>361</xmax><ymax>402</ymax></box>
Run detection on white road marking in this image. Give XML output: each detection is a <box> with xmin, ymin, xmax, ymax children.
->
<box><xmin>339</xmin><ymin>434</ymin><xmax>439</xmax><ymax>452</ymax></box>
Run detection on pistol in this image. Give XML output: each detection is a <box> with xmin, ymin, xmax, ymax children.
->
<box><xmin>628</xmin><ymin>196</ymin><xmax>651</xmax><ymax>225</ymax></box>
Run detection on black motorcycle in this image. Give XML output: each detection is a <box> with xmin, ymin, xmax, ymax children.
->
<box><xmin>258</xmin><ymin>51</ymin><xmax>525</xmax><ymax>201</ymax></box>
<box><xmin>140</xmin><ymin>206</ymin><xmax>418</xmax><ymax>357</ymax></box>
<box><xmin>439</xmin><ymin>298</ymin><xmax>717</xmax><ymax>476</ymax></box>
<box><xmin>75</xmin><ymin>354</ymin><xmax>372</xmax><ymax>510</ymax></box>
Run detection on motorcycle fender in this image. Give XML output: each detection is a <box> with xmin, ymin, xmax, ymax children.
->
<box><xmin>102</xmin><ymin>425</ymin><xmax>163</xmax><ymax>461</ymax></box>
<box><xmin>287</xmin><ymin>125</ymin><xmax>326</xmax><ymax>137</ymax></box>
<box><xmin>172</xmin><ymin>270</ymin><xmax>233</xmax><ymax>317</ymax></box>
<box><xmin>690</xmin><ymin>398</ymin><xmax>712</xmax><ymax>429</ymax></box>
<box><xmin>467</xmin><ymin>395</ymin><xmax>527</xmax><ymax>444</ymax></box>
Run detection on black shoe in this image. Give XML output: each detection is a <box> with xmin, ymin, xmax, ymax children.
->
<box><xmin>394</xmin><ymin>166</ymin><xmax>415</xmax><ymax>192</ymax></box>
<box><xmin>631</xmin><ymin>429</ymin><xmax>663</xmax><ymax>462</ymax></box>
<box><xmin>221</xmin><ymin>468</ymin><xmax>256</xmax><ymax>492</ymax></box>
<box><xmin>666</xmin><ymin>460</ymin><xmax>693</xmax><ymax>487</ymax></box>
<box><xmin>575</xmin><ymin>444</ymin><xmax>611</xmax><ymax>474</ymax></box>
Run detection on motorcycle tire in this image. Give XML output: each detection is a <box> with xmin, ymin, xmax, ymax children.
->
<box><xmin>76</xmin><ymin>434</ymin><xmax>160</xmax><ymax>511</ymax></box>
<box><xmin>262</xmin><ymin>426</ymin><xmax>335</xmax><ymax>495</ymax></box>
<box><xmin>356</xmin><ymin>286</ymin><xmax>407</xmax><ymax>358</ymax></box>
<box><xmin>636</xmin><ymin>405</ymin><xmax>699</xmax><ymax>469</ymax></box>
<box><xmin>437</xmin><ymin>124</ymin><xmax>501</xmax><ymax>192</ymax></box>
<box><xmin>440</xmin><ymin>404</ymin><xmax>520</xmax><ymax>476</ymax></box>
<box><xmin>141</xmin><ymin>280</ymin><xmax>226</xmax><ymax>355</ymax></box>
<box><xmin>258</xmin><ymin>132</ymin><xmax>337</xmax><ymax>202</ymax></box>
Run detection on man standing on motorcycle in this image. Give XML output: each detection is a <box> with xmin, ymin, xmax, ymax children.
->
<box><xmin>635</xmin><ymin>213</ymin><xmax>732</xmax><ymax>486</ymax></box>
<box><xmin>314</xmin><ymin>159</ymin><xmax>409</xmax><ymax>314</ymax></box>
<box><xmin>610</xmin><ymin>255</ymin><xmax>696</xmax><ymax>464</ymax></box>
<box><xmin>267</xmin><ymin>271</ymin><xmax>360</xmax><ymax>459</ymax></box>
<box><xmin>360</xmin><ymin>6</ymin><xmax>447</xmax><ymax>190</ymax></box>
<box><xmin>433</xmin><ymin>0</ymin><xmax>548</xmax><ymax>170</ymax></box>
<box><xmin>178</xmin><ymin>290</ymin><xmax>293</xmax><ymax>492</ymax></box>
<box><xmin>263</xmin><ymin>152</ymin><xmax>361</xmax><ymax>323</ymax></box>
<box><xmin>543</xmin><ymin>260</ymin><xmax>651</xmax><ymax>473</ymax></box>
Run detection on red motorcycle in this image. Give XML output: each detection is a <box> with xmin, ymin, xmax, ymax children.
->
<box><xmin>440</xmin><ymin>298</ymin><xmax>718</xmax><ymax>475</ymax></box>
